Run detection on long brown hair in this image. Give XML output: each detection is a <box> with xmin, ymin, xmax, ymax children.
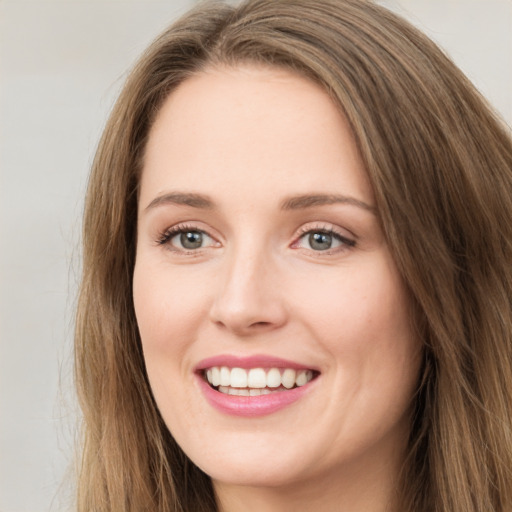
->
<box><xmin>75</xmin><ymin>1</ymin><xmax>512</xmax><ymax>510</ymax></box>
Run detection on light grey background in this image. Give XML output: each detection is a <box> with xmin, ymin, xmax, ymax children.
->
<box><xmin>1</xmin><ymin>1</ymin><xmax>510</xmax><ymax>511</ymax></box>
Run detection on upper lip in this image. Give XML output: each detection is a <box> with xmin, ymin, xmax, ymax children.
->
<box><xmin>195</xmin><ymin>354</ymin><xmax>319</xmax><ymax>372</ymax></box>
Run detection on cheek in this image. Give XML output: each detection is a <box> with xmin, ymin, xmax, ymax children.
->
<box><xmin>132</xmin><ymin>259</ymin><xmax>210</xmax><ymax>433</ymax></box>
<box><xmin>291</xmin><ymin>253</ymin><xmax>419</xmax><ymax>394</ymax></box>
<box><xmin>132</xmin><ymin>258</ymin><xmax>211</xmax><ymax>357</ymax></box>
<box><xmin>295</xmin><ymin>257</ymin><xmax>411</xmax><ymax>343</ymax></box>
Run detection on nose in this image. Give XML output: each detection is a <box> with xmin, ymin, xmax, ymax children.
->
<box><xmin>209</xmin><ymin>246</ymin><xmax>288</xmax><ymax>336</ymax></box>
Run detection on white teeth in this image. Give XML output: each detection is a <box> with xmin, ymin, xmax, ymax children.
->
<box><xmin>230</xmin><ymin>367</ymin><xmax>248</xmax><ymax>388</ymax></box>
<box><xmin>247</xmin><ymin>368</ymin><xmax>267</xmax><ymax>388</ymax></box>
<box><xmin>220</xmin><ymin>366</ymin><xmax>230</xmax><ymax>386</ymax></box>
<box><xmin>221</xmin><ymin>387</ymin><xmax>278</xmax><ymax>396</ymax></box>
<box><xmin>211</xmin><ymin>367</ymin><xmax>220</xmax><ymax>386</ymax></box>
<box><xmin>281</xmin><ymin>369</ymin><xmax>296</xmax><ymax>389</ymax></box>
<box><xmin>204</xmin><ymin>366</ymin><xmax>315</xmax><ymax>391</ymax></box>
<box><xmin>296</xmin><ymin>369</ymin><xmax>311</xmax><ymax>387</ymax></box>
<box><xmin>266</xmin><ymin>368</ymin><xmax>281</xmax><ymax>388</ymax></box>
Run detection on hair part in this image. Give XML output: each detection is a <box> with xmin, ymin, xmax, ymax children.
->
<box><xmin>75</xmin><ymin>1</ymin><xmax>512</xmax><ymax>510</ymax></box>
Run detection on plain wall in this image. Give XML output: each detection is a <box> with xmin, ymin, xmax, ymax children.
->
<box><xmin>0</xmin><ymin>1</ymin><xmax>510</xmax><ymax>511</ymax></box>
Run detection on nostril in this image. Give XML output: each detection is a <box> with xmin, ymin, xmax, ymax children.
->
<box><xmin>250</xmin><ymin>321</ymin><xmax>272</xmax><ymax>328</ymax></box>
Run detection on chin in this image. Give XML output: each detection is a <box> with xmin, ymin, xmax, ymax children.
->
<box><xmin>180</xmin><ymin>427</ymin><xmax>336</xmax><ymax>492</ymax></box>
<box><xmin>204</xmin><ymin>459</ymin><xmax>308</xmax><ymax>490</ymax></box>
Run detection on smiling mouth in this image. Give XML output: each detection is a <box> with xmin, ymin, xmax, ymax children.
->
<box><xmin>203</xmin><ymin>366</ymin><xmax>319</xmax><ymax>396</ymax></box>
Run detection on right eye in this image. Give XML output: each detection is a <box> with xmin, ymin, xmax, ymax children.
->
<box><xmin>158</xmin><ymin>225</ymin><xmax>217</xmax><ymax>252</ymax></box>
<box><xmin>174</xmin><ymin>230</ymin><xmax>207</xmax><ymax>250</ymax></box>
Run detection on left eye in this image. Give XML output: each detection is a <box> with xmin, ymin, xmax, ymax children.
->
<box><xmin>296</xmin><ymin>230</ymin><xmax>354</xmax><ymax>251</ymax></box>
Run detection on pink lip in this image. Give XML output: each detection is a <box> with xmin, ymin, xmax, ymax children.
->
<box><xmin>195</xmin><ymin>354</ymin><xmax>317</xmax><ymax>371</ymax></box>
<box><xmin>194</xmin><ymin>354</ymin><xmax>319</xmax><ymax>417</ymax></box>
<box><xmin>196</xmin><ymin>376</ymin><xmax>316</xmax><ymax>417</ymax></box>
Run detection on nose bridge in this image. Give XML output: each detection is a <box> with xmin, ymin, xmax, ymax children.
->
<box><xmin>210</xmin><ymin>236</ymin><xmax>286</xmax><ymax>334</ymax></box>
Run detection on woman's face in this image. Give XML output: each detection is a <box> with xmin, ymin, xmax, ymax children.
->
<box><xmin>133</xmin><ymin>65</ymin><xmax>422</xmax><ymax>493</ymax></box>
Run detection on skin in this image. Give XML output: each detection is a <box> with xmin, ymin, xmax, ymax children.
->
<box><xmin>133</xmin><ymin>65</ymin><xmax>422</xmax><ymax>512</ymax></box>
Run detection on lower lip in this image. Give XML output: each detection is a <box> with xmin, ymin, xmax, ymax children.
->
<box><xmin>197</xmin><ymin>375</ymin><xmax>316</xmax><ymax>417</ymax></box>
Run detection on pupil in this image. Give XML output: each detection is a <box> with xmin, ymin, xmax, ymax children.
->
<box><xmin>309</xmin><ymin>232</ymin><xmax>332</xmax><ymax>251</ymax></box>
<box><xmin>180</xmin><ymin>231</ymin><xmax>203</xmax><ymax>249</ymax></box>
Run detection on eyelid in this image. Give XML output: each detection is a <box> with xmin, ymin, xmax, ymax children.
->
<box><xmin>156</xmin><ymin>222</ymin><xmax>220</xmax><ymax>252</ymax></box>
<box><xmin>291</xmin><ymin>223</ymin><xmax>356</xmax><ymax>253</ymax></box>
<box><xmin>155</xmin><ymin>221</ymin><xmax>356</xmax><ymax>255</ymax></box>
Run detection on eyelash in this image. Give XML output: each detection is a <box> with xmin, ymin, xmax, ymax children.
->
<box><xmin>157</xmin><ymin>223</ymin><xmax>198</xmax><ymax>245</ymax></box>
<box><xmin>156</xmin><ymin>223</ymin><xmax>214</xmax><ymax>255</ymax></box>
<box><xmin>294</xmin><ymin>225</ymin><xmax>356</xmax><ymax>254</ymax></box>
<box><xmin>156</xmin><ymin>223</ymin><xmax>356</xmax><ymax>255</ymax></box>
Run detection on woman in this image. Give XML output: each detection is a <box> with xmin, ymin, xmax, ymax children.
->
<box><xmin>75</xmin><ymin>0</ymin><xmax>512</xmax><ymax>510</ymax></box>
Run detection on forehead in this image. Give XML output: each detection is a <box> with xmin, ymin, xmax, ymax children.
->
<box><xmin>140</xmin><ymin>64</ymin><xmax>372</xmax><ymax>208</ymax></box>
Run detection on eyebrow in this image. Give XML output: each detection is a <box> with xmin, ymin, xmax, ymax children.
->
<box><xmin>144</xmin><ymin>192</ymin><xmax>215</xmax><ymax>211</ymax></box>
<box><xmin>144</xmin><ymin>191</ymin><xmax>376</xmax><ymax>214</ymax></box>
<box><xmin>280</xmin><ymin>194</ymin><xmax>376</xmax><ymax>214</ymax></box>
